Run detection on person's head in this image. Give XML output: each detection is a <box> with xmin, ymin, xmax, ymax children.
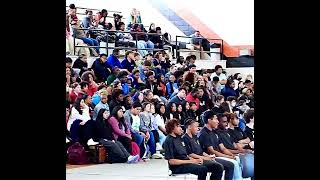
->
<box><xmin>190</xmin><ymin>55</ymin><xmax>196</xmax><ymax>63</ymax></box>
<box><xmin>119</xmin><ymin>22</ymin><xmax>126</xmax><ymax>31</ymax></box>
<box><xmin>243</xmin><ymin>88</ymin><xmax>253</xmax><ymax>97</ymax></box>
<box><xmin>177</xmin><ymin>87</ymin><xmax>187</xmax><ymax>99</ymax></box>
<box><xmin>85</xmin><ymin>10</ymin><xmax>93</xmax><ymax>18</ymax></box>
<box><xmin>156</xmin><ymin>103</ymin><xmax>166</xmax><ymax>115</ymax></box>
<box><xmin>68</xmin><ymin>4</ymin><xmax>76</xmax><ymax>15</ymax></box>
<box><xmin>190</xmin><ymin>88</ymin><xmax>199</xmax><ymax>98</ymax></box>
<box><xmin>134</xmin><ymin>52</ymin><xmax>140</xmax><ymax>60</ymax></box>
<box><xmin>79</xmin><ymin>81</ymin><xmax>89</xmax><ymax>92</ymax></box>
<box><xmin>83</xmin><ymin>94</ymin><xmax>92</xmax><ymax>105</ymax></box>
<box><xmin>73</xmin><ymin>94</ymin><xmax>88</xmax><ymax>114</ymax></box>
<box><xmin>144</xmin><ymin>89</ymin><xmax>153</xmax><ymax>101</ymax></box>
<box><xmin>125</xmin><ymin>50</ymin><xmax>135</xmax><ymax>60</ymax></box>
<box><xmin>217</xmin><ymin>113</ymin><xmax>228</xmax><ymax>130</ymax></box>
<box><xmin>244</xmin><ymin>108</ymin><xmax>254</xmax><ymax>124</ymax></box>
<box><xmin>142</xmin><ymin>102</ymin><xmax>151</xmax><ymax>113</ymax></box>
<box><xmin>150</xmin><ymin>104</ymin><xmax>155</xmax><ymax>114</ymax></box>
<box><xmin>156</xmin><ymin>27</ymin><xmax>161</xmax><ymax>34</ymax></box>
<box><xmin>177</xmin><ymin>104</ymin><xmax>183</xmax><ymax>112</ymax></box>
<box><xmin>79</xmin><ymin>54</ymin><xmax>87</xmax><ymax>62</ymax></box>
<box><xmin>233</xmin><ymin>73</ymin><xmax>242</xmax><ymax>81</ymax></box>
<box><xmin>112</xmin><ymin>66</ymin><xmax>121</xmax><ymax>75</ymax></box>
<box><xmin>146</xmin><ymin>71</ymin><xmax>155</xmax><ymax>83</ymax></box>
<box><xmin>100</xmin><ymin>91</ymin><xmax>108</xmax><ymax>104</ymax></box>
<box><xmin>170</xmin><ymin>103</ymin><xmax>177</xmax><ymax>112</ymax></box>
<box><xmin>101</xmin><ymin>9</ymin><xmax>108</xmax><ymax>17</ymax></box>
<box><xmin>170</xmin><ymin>65</ymin><xmax>177</xmax><ymax>74</ymax></box>
<box><xmin>238</xmin><ymin>81</ymin><xmax>244</xmax><ymax>89</ymax></box>
<box><xmin>131</xmin><ymin>102</ymin><xmax>142</xmax><ymax>115</ymax></box>
<box><xmin>72</xmin><ymin>83</ymin><xmax>81</xmax><ymax>94</ymax></box>
<box><xmin>227</xmin><ymin>96</ymin><xmax>237</xmax><ymax>107</ymax></box>
<box><xmin>149</xmin><ymin>23</ymin><xmax>156</xmax><ymax>31</ymax></box>
<box><xmin>117</xmin><ymin>71</ymin><xmax>129</xmax><ymax>83</ymax></box>
<box><xmin>124</xmin><ymin>95</ymin><xmax>133</xmax><ymax>107</ymax></box>
<box><xmin>185</xmin><ymin>102</ymin><xmax>190</xmax><ymax>110</ymax></box>
<box><xmin>203</xmin><ymin>110</ymin><xmax>219</xmax><ymax>129</ymax></box>
<box><xmin>82</xmin><ymin>72</ymin><xmax>96</xmax><ymax>83</ymax></box>
<box><xmin>132</xmin><ymin>69</ymin><xmax>140</xmax><ymax>80</ymax></box>
<box><xmin>138</xmin><ymin>92</ymin><xmax>144</xmax><ymax>102</ymax></box>
<box><xmin>143</xmin><ymin>60</ymin><xmax>152</xmax><ymax>72</ymax></box>
<box><xmin>185</xmin><ymin>119</ymin><xmax>199</xmax><ymax>135</ymax></box>
<box><xmin>66</xmin><ymin>67</ymin><xmax>72</xmax><ymax>76</ymax></box>
<box><xmin>188</xmin><ymin>64</ymin><xmax>197</xmax><ymax>73</ymax></box>
<box><xmin>113</xmin><ymin>49</ymin><xmax>120</xmax><ymax>58</ymax></box>
<box><xmin>215</xmin><ymin>95</ymin><xmax>224</xmax><ymax>106</ymax></box>
<box><xmin>97</xmin><ymin>108</ymin><xmax>110</xmax><ymax>121</ymax></box>
<box><xmin>165</xmin><ymin>118</ymin><xmax>183</xmax><ymax>136</ymax></box>
<box><xmin>197</xmin><ymin>86</ymin><xmax>204</xmax><ymax>98</ymax></box>
<box><xmin>226</xmin><ymin>79</ymin><xmax>235</xmax><ymax>89</ymax></box>
<box><xmin>212</xmin><ymin>76</ymin><xmax>220</xmax><ymax>84</ymax></box>
<box><xmin>157</xmin><ymin>74</ymin><xmax>165</xmax><ymax>83</ymax></box>
<box><xmin>146</xmin><ymin>53</ymin><xmax>153</xmax><ymax>61</ymax></box>
<box><xmin>154</xmin><ymin>51</ymin><xmax>163</xmax><ymax>60</ymax></box>
<box><xmin>111</xmin><ymin>106</ymin><xmax>124</xmax><ymax>120</ymax></box>
<box><xmin>194</xmin><ymin>30</ymin><xmax>200</xmax><ymax>37</ymax></box>
<box><xmin>127</xmin><ymin>79</ymin><xmax>132</xmax><ymax>87</ymax></box>
<box><xmin>99</xmin><ymin>54</ymin><xmax>108</xmax><ymax>63</ymax></box>
<box><xmin>112</xmin><ymin>89</ymin><xmax>124</xmax><ymax>102</ymax></box>
<box><xmin>227</xmin><ymin>113</ymin><xmax>239</xmax><ymax>127</ymax></box>
<box><xmin>113</xmin><ymin>80</ymin><xmax>122</xmax><ymax>90</ymax></box>
<box><xmin>246</xmin><ymin>74</ymin><xmax>253</xmax><ymax>81</ymax></box>
<box><xmin>214</xmin><ymin>65</ymin><xmax>223</xmax><ymax>75</ymax></box>
<box><xmin>66</xmin><ymin>57</ymin><xmax>73</xmax><ymax>68</ymax></box>
<box><xmin>113</xmin><ymin>13</ymin><xmax>122</xmax><ymax>22</ymax></box>
<box><xmin>169</xmin><ymin>74</ymin><xmax>176</xmax><ymax>82</ymax></box>
<box><xmin>189</xmin><ymin>102</ymin><xmax>197</xmax><ymax>111</ymax></box>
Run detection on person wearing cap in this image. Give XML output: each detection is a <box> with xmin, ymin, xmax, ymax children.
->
<box><xmin>121</xmin><ymin>51</ymin><xmax>137</xmax><ymax>73</ymax></box>
<box><xmin>198</xmin><ymin>110</ymin><xmax>242</xmax><ymax>180</ymax></box>
<box><xmin>210</xmin><ymin>65</ymin><xmax>227</xmax><ymax>89</ymax></box>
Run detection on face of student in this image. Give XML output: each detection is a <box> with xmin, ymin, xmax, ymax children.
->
<box><xmin>150</xmin><ymin>105</ymin><xmax>155</xmax><ymax>114</ymax></box>
<box><xmin>117</xmin><ymin>94</ymin><xmax>124</xmax><ymax>102</ymax></box>
<box><xmin>103</xmin><ymin>110</ymin><xmax>110</xmax><ymax>119</ymax></box>
<box><xmin>132</xmin><ymin>106</ymin><xmax>142</xmax><ymax>116</ymax></box>
<box><xmin>101</xmin><ymin>95</ymin><xmax>108</xmax><ymax>104</ymax></box>
<box><xmin>160</xmin><ymin>105</ymin><xmax>166</xmax><ymax>114</ymax></box>
<box><xmin>117</xmin><ymin>108</ymin><xmax>124</xmax><ymax>118</ymax></box>
<box><xmin>208</xmin><ymin>115</ymin><xmax>219</xmax><ymax>129</ymax></box>
<box><xmin>189</xmin><ymin>122</ymin><xmax>199</xmax><ymax>135</ymax></box>
<box><xmin>171</xmin><ymin>103</ymin><xmax>176</xmax><ymax>112</ymax></box>
<box><xmin>144</xmin><ymin>104</ymin><xmax>151</xmax><ymax>112</ymax></box>
<box><xmin>173</xmin><ymin>124</ymin><xmax>183</xmax><ymax>136</ymax></box>
<box><xmin>230</xmin><ymin>117</ymin><xmax>239</xmax><ymax>127</ymax></box>
<box><xmin>74</xmin><ymin>85</ymin><xmax>81</xmax><ymax>93</ymax></box>
<box><xmin>218</xmin><ymin>116</ymin><xmax>228</xmax><ymax>129</ymax></box>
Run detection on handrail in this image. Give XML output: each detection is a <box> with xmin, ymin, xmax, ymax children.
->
<box><xmin>175</xmin><ymin>35</ymin><xmax>224</xmax><ymax>60</ymax></box>
<box><xmin>72</xmin><ymin>28</ymin><xmax>169</xmax><ymax>56</ymax></box>
<box><xmin>66</xmin><ymin>6</ymin><xmax>122</xmax><ymax>13</ymax></box>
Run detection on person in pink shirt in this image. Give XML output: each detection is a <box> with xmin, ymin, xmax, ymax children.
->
<box><xmin>185</xmin><ymin>88</ymin><xmax>200</xmax><ymax>110</ymax></box>
<box><xmin>108</xmin><ymin>106</ymin><xmax>132</xmax><ymax>153</ymax></box>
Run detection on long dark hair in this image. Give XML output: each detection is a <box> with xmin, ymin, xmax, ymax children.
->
<box><xmin>111</xmin><ymin>106</ymin><xmax>128</xmax><ymax>131</ymax></box>
<box><xmin>96</xmin><ymin>108</ymin><xmax>108</xmax><ymax>124</ymax></box>
<box><xmin>72</xmin><ymin>94</ymin><xmax>88</xmax><ymax>115</ymax></box>
<box><xmin>155</xmin><ymin>103</ymin><xmax>167</xmax><ymax>123</ymax></box>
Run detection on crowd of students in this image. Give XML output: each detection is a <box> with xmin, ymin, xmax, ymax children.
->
<box><xmin>66</xmin><ymin>3</ymin><xmax>254</xmax><ymax>180</ymax></box>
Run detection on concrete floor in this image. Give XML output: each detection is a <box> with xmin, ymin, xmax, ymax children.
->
<box><xmin>66</xmin><ymin>159</ymin><xmax>252</xmax><ymax>180</ymax></box>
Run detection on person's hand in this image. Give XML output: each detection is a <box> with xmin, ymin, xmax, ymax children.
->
<box><xmin>145</xmin><ymin>131</ymin><xmax>150</xmax><ymax>140</ymax></box>
<box><xmin>156</xmin><ymin>64</ymin><xmax>161</xmax><ymax>69</ymax></box>
<box><xmin>191</xmin><ymin>158</ymin><xmax>203</xmax><ymax>165</ymax></box>
<box><xmin>79</xmin><ymin>121</ymin><xmax>86</xmax><ymax>125</ymax></box>
<box><xmin>157</xmin><ymin>86</ymin><xmax>162</xmax><ymax>90</ymax></box>
<box><xmin>112</xmin><ymin>140</ymin><xmax>115</xmax><ymax>143</ymax></box>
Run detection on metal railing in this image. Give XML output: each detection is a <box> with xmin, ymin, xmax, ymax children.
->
<box><xmin>72</xmin><ymin>28</ymin><xmax>169</xmax><ymax>56</ymax></box>
<box><xmin>175</xmin><ymin>35</ymin><xmax>224</xmax><ymax>60</ymax></box>
<box><xmin>65</xmin><ymin>6</ymin><xmax>122</xmax><ymax>13</ymax></box>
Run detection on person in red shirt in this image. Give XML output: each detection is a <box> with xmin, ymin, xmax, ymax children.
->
<box><xmin>156</xmin><ymin>74</ymin><xmax>166</xmax><ymax>97</ymax></box>
<box><xmin>185</xmin><ymin>88</ymin><xmax>200</xmax><ymax>110</ymax></box>
<box><xmin>69</xmin><ymin>82</ymin><xmax>82</xmax><ymax>103</ymax></box>
<box><xmin>81</xmin><ymin>72</ymin><xmax>98</xmax><ymax>96</ymax></box>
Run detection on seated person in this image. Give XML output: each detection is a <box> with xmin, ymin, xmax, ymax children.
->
<box><xmin>243</xmin><ymin>109</ymin><xmax>254</xmax><ymax>144</ymax></box>
<box><xmin>189</xmin><ymin>30</ymin><xmax>211</xmax><ymax>58</ymax></box>
<box><xmin>72</xmin><ymin>54</ymin><xmax>88</xmax><ymax>76</ymax></box>
<box><xmin>116</xmin><ymin>22</ymin><xmax>135</xmax><ymax>47</ymax></box>
<box><xmin>107</xmin><ymin>49</ymin><xmax>123</xmax><ymax>69</ymax></box>
<box><xmin>198</xmin><ymin>111</ymin><xmax>243</xmax><ymax>180</ymax></box>
<box><xmin>227</xmin><ymin>113</ymin><xmax>254</xmax><ymax>150</ymax></box>
<box><xmin>91</xmin><ymin>54</ymin><xmax>112</xmax><ymax>83</ymax></box>
<box><xmin>121</xmin><ymin>51</ymin><xmax>137</xmax><ymax>73</ymax></box>
<box><xmin>182</xmin><ymin>119</ymin><xmax>234</xmax><ymax>180</ymax></box>
<box><xmin>163</xmin><ymin>118</ymin><xmax>221</xmax><ymax>180</ymax></box>
<box><xmin>95</xmin><ymin>108</ymin><xmax>139</xmax><ymax>163</ymax></box>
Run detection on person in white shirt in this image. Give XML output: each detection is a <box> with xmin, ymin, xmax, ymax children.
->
<box><xmin>68</xmin><ymin>94</ymin><xmax>97</xmax><ymax>147</ymax></box>
<box><xmin>210</xmin><ymin>65</ymin><xmax>227</xmax><ymax>89</ymax></box>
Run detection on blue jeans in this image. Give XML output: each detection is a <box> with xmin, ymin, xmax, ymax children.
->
<box><xmin>131</xmin><ymin>131</ymin><xmax>144</xmax><ymax>146</ymax></box>
<box><xmin>135</xmin><ymin>41</ymin><xmax>147</xmax><ymax>57</ymax></box>
<box><xmin>216</xmin><ymin>156</ymin><xmax>243</xmax><ymax>180</ymax></box>
<box><xmin>139</xmin><ymin>40</ymin><xmax>154</xmax><ymax>54</ymax></box>
<box><xmin>158</xmin><ymin>130</ymin><xmax>166</xmax><ymax>146</ymax></box>
<box><xmin>239</xmin><ymin>153</ymin><xmax>254</xmax><ymax>178</ymax></box>
<box><xmin>147</xmin><ymin>131</ymin><xmax>156</xmax><ymax>155</ymax></box>
<box><xmin>80</xmin><ymin>37</ymin><xmax>100</xmax><ymax>54</ymax></box>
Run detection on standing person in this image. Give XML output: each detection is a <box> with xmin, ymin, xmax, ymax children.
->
<box><xmin>108</xmin><ymin>106</ymin><xmax>133</xmax><ymax>153</ymax></box>
<box><xmin>95</xmin><ymin>108</ymin><xmax>139</xmax><ymax>163</ymax></box>
<box><xmin>163</xmin><ymin>119</ymin><xmax>220</xmax><ymax>180</ymax></box>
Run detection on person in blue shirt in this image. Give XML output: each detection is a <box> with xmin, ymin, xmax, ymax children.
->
<box><xmin>221</xmin><ymin>79</ymin><xmax>237</xmax><ymax>100</ymax></box>
<box><xmin>166</xmin><ymin>74</ymin><xmax>178</xmax><ymax>98</ymax></box>
<box><xmin>121</xmin><ymin>50</ymin><xmax>136</xmax><ymax>73</ymax></box>
<box><xmin>107</xmin><ymin>49</ymin><xmax>122</xmax><ymax>68</ymax></box>
<box><xmin>92</xmin><ymin>54</ymin><xmax>112</xmax><ymax>83</ymax></box>
<box><xmin>116</xmin><ymin>71</ymin><xmax>130</xmax><ymax>95</ymax></box>
<box><xmin>138</xmin><ymin>60</ymin><xmax>153</xmax><ymax>83</ymax></box>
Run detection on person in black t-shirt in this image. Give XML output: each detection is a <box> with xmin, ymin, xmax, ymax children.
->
<box><xmin>163</xmin><ymin>118</ymin><xmax>210</xmax><ymax>180</ymax></box>
<box><xmin>243</xmin><ymin>109</ymin><xmax>254</xmax><ymax>142</ymax></box>
<box><xmin>72</xmin><ymin>54</ymin><xmax>88</xmax><ymax>76</ymax></box>
<box><xmin>182</xmin><ymin>119</ymin><xmax>229</xmax><ymax>180</ymax></box>
<box><xmin>227</xmin><ymin>113</ymin><xmax>253</xmax><ymax>150</ymax></box>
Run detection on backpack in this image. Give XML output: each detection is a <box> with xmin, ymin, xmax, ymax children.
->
<box><xmin>67</xmin><ymin>142</ymin><xmax>89</xmax><ymax>165</ymax></box>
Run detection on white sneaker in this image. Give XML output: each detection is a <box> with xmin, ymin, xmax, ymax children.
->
<box><xmin>152</xmin><ymin>153</ymin><xmax>164</xmax><ymax>159</ymax></box>
<box><xmin>156</xmin><ymin>143</ymin><xmax>163</xmax><ymax>151</ymax></box>
<box><xmin>66</xmin><ymin>138</ymin><xmax>70</xmax><ymax>143</ymax></box>
<box><xmin>127</xmin><ymin>155</ymin><xmax>139</xmax><ymax>164</ymax></box>
<box><xmin>87</xmin><ymin>138</ymin><xmax>99</xmax><ymax>146</ymax></box>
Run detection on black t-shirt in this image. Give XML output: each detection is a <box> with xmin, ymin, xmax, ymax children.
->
<box><xmin>216</xmin><ymin>129</ymin><xmax>237</xmax><ymax>150</ymax></box>
<box><xmin>163</xmin><ymin>134</ymin><xmax>189</xmax><ymax>170</ymax></box>
<box><xmin>244</xmin><ymin>126</ymin><xmax>254</xmax><ymax>141</ymax></box>
<box><xmin>182</xmin><ymin>133</ymin><xmax>203</xmax><ymax>156</ymax></box>
<box><xmin>72</xmin><ymin>59</ymin><xmax>88</xmax><ymax>76</ymax></box>
<box><xmin>198</xmin><ymin>126</ymin><xmax>222</xmax><ymax>154</ymax></box>
<box><xmin>227</xmin><ymin>127</ymin><xmax>248</xmax><ymax>142</ymax></box>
